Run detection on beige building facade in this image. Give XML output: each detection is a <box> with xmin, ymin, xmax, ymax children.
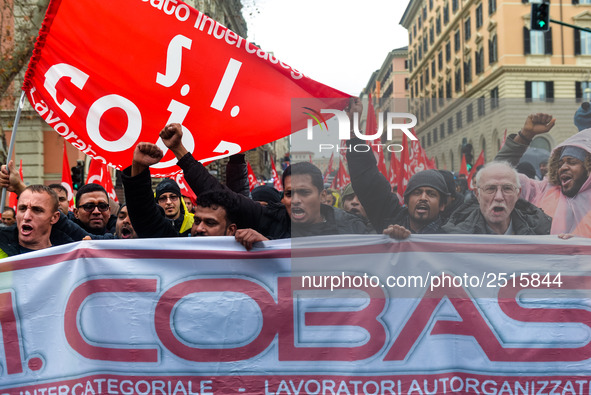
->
<box><xmin>401</xmin><ymin>0</ymin><xmax>591</xmax><ymax>171</ymax></box>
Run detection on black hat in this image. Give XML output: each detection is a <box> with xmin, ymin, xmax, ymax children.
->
<box><xmin>155</xmin><ymin>178</ymin><xmax>181</xmax><ymax>200</ymax></box>
<box><xmin>403</xmin><ymin>169</ymin><xmax>449</xmax><ymax>204</ymax></box>
<box><xmin>251</xmin><ymin>185</ymin><xmax>282</xmax><ymax>205</ymax></box>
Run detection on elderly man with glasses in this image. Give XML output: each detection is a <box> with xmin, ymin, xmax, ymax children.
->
<box><xmin>442</xmin><ymin>162</ymin><xmax>552</xmax><ymax>235</ymax></box>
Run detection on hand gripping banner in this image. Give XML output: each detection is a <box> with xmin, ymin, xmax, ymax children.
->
<box><xmin>22</xmin><ymin>0</ymin><xmax>350</xmax><ymax>177</ymax></box>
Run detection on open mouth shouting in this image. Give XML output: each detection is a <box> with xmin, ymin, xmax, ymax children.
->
<box><xmin>560</xmin><ymin>173</ymin><xmax>573</xmax><ymax>191</ymax></box>
<box><xmin>119</xmin><ymin>227</ymin><xmax>134</xmax><ymax>239</ymax></box>
<box><xmin>290</xmin><ymin>206</ymin><xmax>306</xmax><ymax>221</ymax></box>
<box><xmin>20</xmin><ymin>223</ymin><xmax>34</xmax><ymax>237</ymax></box>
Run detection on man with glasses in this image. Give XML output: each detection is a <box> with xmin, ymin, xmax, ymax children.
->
<box><xmin>73</xmin><ymin>183</ymin><xmax>114</xmax><ymax>235</ymax></box>
<box><xmin>442</xmin><ymin>162</ymin><xmax>551</xmax><ymax>235</ymax></box>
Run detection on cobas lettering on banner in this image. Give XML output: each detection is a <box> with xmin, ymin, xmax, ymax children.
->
<box><xmin>22</xmin><ymin>0</ymin><xmax>349</xmax><ymax>177</ymax></box>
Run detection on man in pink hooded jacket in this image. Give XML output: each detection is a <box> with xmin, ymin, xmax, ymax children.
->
<box><xmin>495</xmin><ymin>113</ymin><xmax>591</xmax><ymax>237</ymax></box>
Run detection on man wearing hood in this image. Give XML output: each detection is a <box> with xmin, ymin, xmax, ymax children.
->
<box><xmin>495</xmin><ymin>112</ymin><xmax>591</xmax><ymax>237</ymax></box>
<box><xmin>155</xmin><ymin>178</ymin><xmax>193</xmax><ymax>236</ymax></box>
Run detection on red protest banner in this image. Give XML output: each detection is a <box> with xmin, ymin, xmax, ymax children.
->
<box><xmin>23</xmin><ymin>0</ymin><xmax>349</xmax><ymax>177</ymax></box>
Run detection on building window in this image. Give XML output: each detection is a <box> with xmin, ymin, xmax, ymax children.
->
<box><xmin>430</xmin><ymin>0</ymin><xmax>434</xmax><ymax>9</ymax></box>
<box><xmin>434</xmin><ymin>128</ymin><xmax>438</xmax><ymax>143</ymax></box>
<box><xmin>573</xmin><ymin>0</ymin><xmax>591</xmax><ymax>3</ymax></box>
<box><xmin>475</xmin><ymin>47</ymin><xmax>484</xmax><ymax>74</ymax></box>
<box><xmin>575</xmin><ymin>30</ymin><xmax>591</xmax><ymax>55</ymax></box>
<box><xmin>430</xmin><ymin>25</ymin><xmax>435</xmax><ymax>44</ymax></box>
<box><xmin>423</xmin><ymin>35</ymin><xmax>428</xmax><ymax>53</ymax></box>
<box><xmin>452</xmin><ymin>0</ymin><xmax>459</xmax><ymax>13</ymax></box>
<box><xmin>440</xmin><ymin>124</ymin><xmax>445</xmax><ymax>140</ymax></box>
<box><xmin>446</xmin><ymin>79</ymin><xmax>452</xmax><ymax>98</ymax></box>
<box><xmin>404</xmin><ymin>59</ymin><xmax>409</xmax><ymax>69</ymax></box>
<box><xmin>405</xmin><ymin>78</ymin><xmax>409</xmax><ymax>90</ymax></box>
<box><xmin>448</xmin><ymin>117</ymin><xmax>453</xmax><ymax>134</ymax></box>
<box><xmin>444</xmin><ymin>3</ymin><xmax>450</xmax><ymax>24</ymax></box>
<box><xmin>455</xmin><ymin>68</ymin><xmax>462</xmax><ymax>92</ymax></box>
<box><xmin>423</xmin><ymin>6</ymin><xmax>427</xmax><ymax>20</ymax></box>
<box><xmin>425</xmin><ymin>68</ymin><xmax>430</xmax><ymax>84</ymax></box>
<box><xmin>414</xmin><ymin>24</ymin><xmax>417</xmax><ymax>36</ymax></box>
<box><xmin>456</xmin><ymin>111</ymin><xmax>463</xmax><ymax>128</ymax></box>
<box><xmin>576</xmin><ymin>81</ymin><xmax>591</xmax><ymax>101</ymax></box>
<box><xmin>454</xmin><ymin>30</ymin><xmax>461</xmax><ymax>52</ymax></box>
<box><xmin>464</xmin><ymin>58</ymin><xmax>472</xmax><ymax>84</ymax></box>
<box><xmin>418</xmin><ymin>15</ymin><xmax>422</xmax><ymax>29</ymax></box>
<box><xmin>436</xmin><ymin>15</ymin><xmax>442</xmax><ymax>35</ymax></box>
<box><xmin>446</xmin><ymin>41</ymin><xmax>452</xmax><ymax>62</ymax></box>
<box><xmin>476</xmin><ymin>4</ymin><xmax>483</xmax><ymax>29</ymax></box>
<box><xmin>489</xmin><ymin>0</ymin><xmax>497</xmax><ymax>15</ymax></box>
<box><xmin>438</xmin><ymin>85</ymin><xmax>444</xmax><ymax>105</ymax></box>
<box><xmin>409</xmin><ymin>32</ymin><xmax>413</xmax><ymax>45</ymax></box>
<box><xmin>525</xmin><ymin>81</ymin><xmax>554</xmax><ymax>102</ymax></box>
<box><xmin>478</xmin><ymin>96</ymin><xmax>486</xmax><ymax>116</ymax></box>
<box><xmin>524</xmin><ymin>27</ymin><xmax>552</xmax><ymax>55</ymax></box>
<box><xmin>488</xmin><ymin>34</ymin><xmax>498</xmax><ymax>64</ymax></box>
<box><xmin>490</xmin><ymin>86</ymin><xmax>499</xmax><ymax>109</ymax></box>
<box><xmin>419</xmin><ymin>44</ymin><xmax>423</xmax><ymax>60</ymax></box>
<box><xmin>431</xmin><ymin>60</ymin><xmax>436</xmax><ymax>78</ymax></box>
<box><xmin>438</xmin><ymin>50</ymin><xmax>443</xmax><ymax>70</ymax></box>
<box><xmin>467</xmin><ymin>103</ymin><xmax>474</xmax><ymax>123</ymax></box>
<box><xmin>464</xmin><ymin>17</ymin><xmax>471</xmax><ymax>41</ymax></box>
<box><xmin>420</xmin><ymin>74</ymin><xmax>424</xmax><ymax>91</ymax></box>
<box><xmin>428</xmin><ymin>132</ymin><xmax>432</xmax><ymax>146</ymax></box>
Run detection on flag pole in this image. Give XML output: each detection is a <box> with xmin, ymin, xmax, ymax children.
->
<box><xmin>1</xmin><ymin>91</ymin><xmax>27</xmax><ymax>210</ymax></box>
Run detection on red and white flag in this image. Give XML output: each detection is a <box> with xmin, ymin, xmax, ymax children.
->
<box><xmin>170</xmin><ymin>171</ymin><xmax>197</xmax><ymax>203</ymax></box>
<box><xmin>246</xmin><ymin>162</ymin><xmax>257</xmax><ymax>192</ymax></box>
<box><xmin>332</xmin><ymin>158</ymin><xmax>350</xmax><ymax>189</ymax></box>
<box><xmin>61</xmin><ymin>142</ymin><xmax>75</xmax><ymax>211</ymax></box>
<box><xmin>270</xmin><ymin>156</ymin><xmax>282</xmax><ymax>191</ymax></box>
<box><xmin>22</xmin><ymin>0</ymin><xmax>349</xmax><ymax>177</ymax></box>
<box><xmin>86</xmin><ymin>160</ymin><xmax>119</xmax><ymax>203</ymax></box>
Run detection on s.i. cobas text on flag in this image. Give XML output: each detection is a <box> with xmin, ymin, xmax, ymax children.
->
<box><xmin>23</xmin><ymin>0</ymin><xmax>349</xmax><ymax>177</ymax></box>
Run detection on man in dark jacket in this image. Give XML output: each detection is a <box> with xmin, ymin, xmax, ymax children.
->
<box><xmin>347</xmin><ymin>136</ymin><xmax>449</xmax><ymax>234</ymax></box>
<box><xmin>442</xmin><ymin>161</ymin><xmax>552</xmax><ymax>235</ymax></box>
<box><xmin>147</xmin><ymin>123</ymin><xmax>372</xmax><ymax>238</ymax></box>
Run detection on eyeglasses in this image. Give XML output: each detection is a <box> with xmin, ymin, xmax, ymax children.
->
<box><xmin>478</xmin><ymin>184</ymin><xmax>518</xmax><ymax>195</ymax></box>
<box><xmin>157</xmin><ymin>194</ymin><xmax>179</xmax><ymax>204</ymax></box>
<box><xmin>79</xmin><ymin>202</ymin><xmax>110</xmax><ymax>212</ymax></box>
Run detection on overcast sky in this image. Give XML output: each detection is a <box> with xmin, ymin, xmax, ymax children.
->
<box><xmin>244</xmin><ymin>0</ymin><xmax>411</xmax><ymax>96</ymax></box>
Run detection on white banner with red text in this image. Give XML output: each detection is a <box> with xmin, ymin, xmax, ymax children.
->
<box><xmin>1</xmin><ymin>235</ymin><xmax>591</xmax><ymax>394</ymax></box>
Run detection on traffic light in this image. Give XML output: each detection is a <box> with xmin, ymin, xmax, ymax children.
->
<box><xmin>71</xmin><ymin>161</ymin><xmax>84</xmax><ymax>190</ymax></box>
<box><xmin>531</xmin><ymin>1</ymin><xmax>550</xmax><ymax>31</ymax></box>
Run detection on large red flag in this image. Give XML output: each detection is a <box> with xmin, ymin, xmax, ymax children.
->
<box><xmin>246</xmin><ymin>162</ymin><xmax>257</xmax><ymax>192</ymax></box>
<box><xmin>467</xmin><ymin>150</ymin><xmax>485</xmax><ymax>189</ymax></box>
<box><xmin>22</xmin><ymin>0</ymin><xmax>349</xmax><ymax>177</ymax></box>
<box><xmin>460</xmin><ymin>154</ymin><xmax>469</xmax><ymax>177</ymax></box>
<box><xmin>86</xmin><ymin>160</ymin><xmax>119</xmax><ymax>203</ymax></box>
<box><xmin>7</xmin><ymin>160</ymin><xmax>23</xmax><ymax>211</ymax></box>
<box><xmin>270</xmin><ymin>156</ymin><xmax>282</xmax><ymax>191</ymax></box>
<box><xmin>61</xmin><ymin>142</ymin><xmax>75</xmax><ymax>211</ymax></box>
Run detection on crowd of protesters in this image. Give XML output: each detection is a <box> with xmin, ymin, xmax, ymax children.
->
<box><xmin>0</xmin><ymin>98</ymin><xmax>589</xmax><ymax>258</ymax></box>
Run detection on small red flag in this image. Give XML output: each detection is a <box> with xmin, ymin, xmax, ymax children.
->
<box><xmin>61</xmin><ymin>142</ymin><xmax>75</xmax><ymax>211</ymax></box>
<box><xmin>467</xmin><ymin>150</ymin><xmax>485</xmax><ymax>189</ymax></box>
<box><xmin>270</xmin><ymin>156</ymin><xmax>282</xmax><ymax>191</ymax></box>
<box><xmin>246</xmin><ymin>162</ymin><xmax>257</xmax><ymax>192</ymax></box>
<box><xmin>86</xmin><ymin>159</ymin><xmax>119</xmax><ymax>202</ymax></box>
<box><xmin>460</xmin><ymin>154</ymin><xmax>469</xmax><ymax>177</ymax></box>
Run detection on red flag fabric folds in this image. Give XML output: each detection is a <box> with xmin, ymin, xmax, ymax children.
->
<box><xmin>23</xmin><ymin>0</ymin><xmax>349</xmax><ymax>177</ymax></box>
<box><xmin>246</xmin><ymin>162</ymin><xmax>257</xmax><ymax>192</ymax></box>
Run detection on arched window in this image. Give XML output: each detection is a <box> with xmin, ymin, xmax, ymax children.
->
<box><xmin>531</xmin><ymin>136</ymin><xmax>551</xmax><ymax>152</ymax></box>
